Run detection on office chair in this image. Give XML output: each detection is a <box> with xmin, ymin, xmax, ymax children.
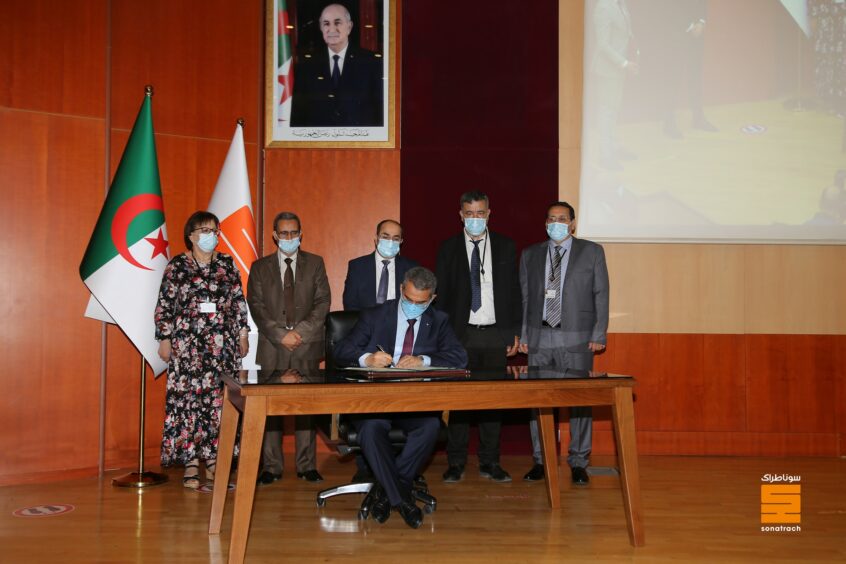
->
<box><xmin>315</xmin><ymin>310</ymin><xmax>437</xmax><ymax>519</ymax></box>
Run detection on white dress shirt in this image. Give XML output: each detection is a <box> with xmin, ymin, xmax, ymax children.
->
<box><xmin>465</xmin><ymin>232</ymin><xmax>496</xmax><ymax>325</ymax></box>
<box><xmin>374</xmin><ymin>254</ymin><xmax>396</xmax><ymax>302</ymax></box>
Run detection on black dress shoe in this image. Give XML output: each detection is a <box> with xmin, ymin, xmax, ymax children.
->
<box><xmin>297</xmin><ymin>469</ymin><xmax>324</xmax><ymax>482</ymax></box>
<box><xmin>257</xmin><ymin>471</ymin><xmax>281</xmax><ymax>485</ymax></box>
<box><xmin>370</xmin><ymin>485</ymin><xmax>391</xmax><ymax>524</ymax></box>
<box><xmin>442</xmin><ymin>465</ymin><xmax>464</xmax><ymax>483</ymax></box>
<box><xmin>571</xmin><ymin>466</ymin><xmax>590</xmax><ymax>485</ymax></box>
<box><xmin>523</xmin><ymin>464</ymin><xmax>545</xmax><ymax>482</ymax></box>
<box><xmin>479</xmin><ymin>463</ymin><xmax>512</xmax><ymax>483</ymax></box>
<box><xmin>394</xmin><ymin>500</ymin><xmax>423</xmax><ymax>529</ymax></box>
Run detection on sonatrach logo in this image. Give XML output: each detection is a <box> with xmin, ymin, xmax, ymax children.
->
<box><xmin>760</xmin><ymin>473</ymin><xmax>801</xmax><ymax>532</ymax></box>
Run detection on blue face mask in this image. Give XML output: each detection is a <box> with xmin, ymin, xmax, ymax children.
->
<box><xmin>400</xmin><ymin>296</ymin><xmax>430</xmax><ymax>319</ymax></box>
<box><xmin>376</xmin><ymin>239</ymin><xmax>400</xmax><ymax>259</ymax></box>
<box><xmin>546</xmin><ymin>222</ymin><xmax>570</xmax><ymax>242</ymax></box>
<box><xmin>464</xmin><ymin>217</ymin><xmax>487</xmax><ymax>237</ymax></box>
<box><xmin>197</xmin><ymin>232</ymin><xmax>218</xmax><ymax>253</ymax></box>
<box><xmin>277</xmin><ymin>236</ymin><xmax>300</xmax><ymax>255</ymax></box>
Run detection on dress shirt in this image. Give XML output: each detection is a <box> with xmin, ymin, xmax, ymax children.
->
<box><xmin>276</xmin><ymin>249</ymin><xmax>298</xmax><ymax>287</ymax></box>
<box><xmin>358</xmin><ymin>305</ymin><xmax>432</xmax><ymax>367</ymax></box>
<box><xmin>541</xmin><ymin>236</ymin><xmax>573</xmax><ymax>322</ymax></box>
<box><xmin>374</xmin><ymin>254</ymin><xmax>396</xmax><ymax>302</ymax></box>
<box><xmin>464</xmin><ymin>231</ymin><xmax>496</xmax><ymax>325</ymax></box>
<box><xmin>328</xmin><ymin>45</ymin><xmax>348</xmax><ymax>75</ymax></box>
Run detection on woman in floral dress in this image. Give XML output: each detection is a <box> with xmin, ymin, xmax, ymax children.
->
<box><xmin>155</xmin><ymin>211</ymin><xmax>249</xmax><ymax>488</ymax></box>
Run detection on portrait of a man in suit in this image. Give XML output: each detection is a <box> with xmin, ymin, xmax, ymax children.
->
<box><xmin>290</xmin><ymin>2</ymin><xmax>384</xmax><ymax>127</ymax></box>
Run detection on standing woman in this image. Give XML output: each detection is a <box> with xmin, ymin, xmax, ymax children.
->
<box><xmin>155</xmin><ymin>211</ymin><xmax>249</xmax><ymax>488</ymax></box>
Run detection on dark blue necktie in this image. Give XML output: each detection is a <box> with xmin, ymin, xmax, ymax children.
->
<box><xmin>331</xmin><ymin>54</ymin><xmax>341</xmax><ymax>89</ymax></box>
<box><xmin>470</xmin><ymin>240</ymin><xmax>482</xmax><ymax>313</ymax></box>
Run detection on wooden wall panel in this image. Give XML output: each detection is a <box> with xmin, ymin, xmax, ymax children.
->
<box><xmin>264</xmin><ymin>150</ymin><xmax>401</xmax><ymax>304</ymax></box>
<box><xmin>109</xmin><ymin>0</ymin><xmax>262</xmax><ymax>140</ymax></box>
<box><xmin>0</xmin><ymin>110</ymin><xmax>105</xmax><ymax>479</ymax></box>
<box><xmin>0</xmin><ymin>0</ymin><xmax>106</xmax><ymax>117</ymax></box>
<box><xmin>745</xmin><ymin>335</ymin><xmax>840</xmax><ymax>434</ymax></box>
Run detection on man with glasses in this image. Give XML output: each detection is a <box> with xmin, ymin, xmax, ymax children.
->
<box><xmin>341</xmin><ymin>219</ymin><xmax>418</xmax><ymax>482</ymax></box>
<box><xmin>247</xmin><ymin>211</ymin><xmax>331</xmax><ymax>484</ymax></box>
<box><xmin>435</xmin><ymin>191</ymin><xmax>522</xmax><ymax>484</ymax></box>
<box><xmin>518</xmin><ymin>201</ymin><xmax>609</xmax><ymax>485</ymax></box>
<box><xmin>334</xmin><ymin>267</ymin><xmax>467</xmax><ymax>528</ymax></box>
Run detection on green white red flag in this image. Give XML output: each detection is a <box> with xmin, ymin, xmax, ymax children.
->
<box><xmin>79</xmin><ymin>91</ymin><xmax>169</xmax><ymax>376</ymax></box>
<box><xmin>275</xmin><ymin>0</ymin><xmax>294</xmax><ymax>129</ymax></box>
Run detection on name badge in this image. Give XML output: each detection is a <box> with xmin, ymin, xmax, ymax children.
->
<box><xmin>199</xmin><ymin>302</ymin><xmax>217</xmax><ymax>313</ymax></box>
<box><xmin>545</xmin><ymin>289</ymin><xmax>557</xmax><ymax>299</ymax></box>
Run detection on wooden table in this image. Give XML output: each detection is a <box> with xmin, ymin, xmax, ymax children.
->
<box><xmin>209</xmin><ymin>370</ymin><xmax>644</xmax><ymax>563</ymax></box>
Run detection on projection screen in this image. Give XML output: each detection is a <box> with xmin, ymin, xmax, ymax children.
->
<box><xmin>578</xmin><ymin>0</ymin><xmax>846</xmax><ymax>243</ymax></box>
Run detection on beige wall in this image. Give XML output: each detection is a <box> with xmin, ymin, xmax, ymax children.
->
<box><xmin>558</xmin><ymin>1</ymin><xmax>846</xmax><ymax>336</ymax></box>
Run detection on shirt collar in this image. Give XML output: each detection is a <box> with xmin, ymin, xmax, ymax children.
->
<box><xmin>328</xmin><ymin>44</ymin><xmax>348</xmax><ymax>64</ymax></box>
<box><xmin>548</xmin><ymin>236</ymin><xmax>573</xmax><ymax>252</ymax></box>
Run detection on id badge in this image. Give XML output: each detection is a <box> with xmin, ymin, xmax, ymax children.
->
<box><xmin>545</xmin><ymin>289</ymin><xmax>557</xmax><ymax>299</ymax></box>
<box><xmin>199</xmin><ymin>301</ymin><xmax>217</xmax><ymax>313</ymax></box>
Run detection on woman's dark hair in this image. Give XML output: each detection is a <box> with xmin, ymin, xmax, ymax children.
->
<box><xmin>183</xmin><ymin>211</ymin><xmax>220</xmax><ymax>250</ymax></box>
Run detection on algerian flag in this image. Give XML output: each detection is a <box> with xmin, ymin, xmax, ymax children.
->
<box><xmin>274</xmin><ymin>0</ymin><xmax>294</xmax><ymax>137</ymax></box>
<box><xmin>207</xmin><ymin>121</ymin><xmax>260</xmax><ymax>370</ymax></box>
<box><xmin>80</xmin><ymin>90</ymin><xmax>169</xmax><ymax>376</ymax></box>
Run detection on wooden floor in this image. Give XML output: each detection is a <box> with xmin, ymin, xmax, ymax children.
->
<box><xmin>1</xmin><ymin>454</ymin><xmax>844</xmax><ymax>563</ymax></box>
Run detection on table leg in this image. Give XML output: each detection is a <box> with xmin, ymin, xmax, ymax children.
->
<box><xmin>612</xmin><ymin>386</ymin><xmax>645</xmax><ymax>547</ymax></box>
<box><xmin>209</xmin><ymin>386</ymin><xmax>239</xmax><ymax>534</ymax></box>
<box><xmin>537</xmin><ymin>407</ymin><xmax>560</xmax><ymax>508</ymax></box>
<box><xmin>227</xmin><ymin>396</ymin><xmax>267</xmax><ymax>564</ymax></box>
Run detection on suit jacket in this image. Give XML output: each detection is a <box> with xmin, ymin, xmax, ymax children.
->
<box><xmin>289</xmin><ymin>45</ymin><xmax>383</xmax><ymax>127</ymax></box>
<box><xmin>434</xmin><ymin>231</ymin><xmax>522</xmax><ymax>346</ymax></box>
<box><xmin>247</xmin><ymin>250</ymin><xmax>331</xmax><ymax>368</ymax></box>
<box><xmin>520</xmin><ymin>237</ymin><xmax>610</xmax><ymax>351</ymax></box>
<box><xmin>333</xmin><ymin>300</ymin><xmax>468</xmax><ymax>369</ymax></box>
<box><xmin>591</xmin><ymin>0</ymin><xmax>634</xmax><ymax>78</ymax></box>
<box><xmin>342</xmin><ymin>253</ymin><xmax>419</xmax><ymax>311</ymax></box>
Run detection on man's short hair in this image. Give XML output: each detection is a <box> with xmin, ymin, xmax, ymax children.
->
<box><xmin>376</xmin><ymin>219</ymin><xmax>402</xmax><ymax>236</ymax></box>
<box><xmin>403</xmin><ymin>266</ymin><xmax>437</xmax><ymax>292</ymax></box>
<box><xmin>547</xmin><ymin>201</ymin><xmax>576</xmax><ymax>220</ymax></box>
<box><xmin>273</xmin><ymin>211</ymin><xmax>301</xmax><ymax>232</ymax></box>
<box><xmin>322</xmin><ymin>3</ymin><xmax>352</xmax><ymax>22</ymax></box>
<box><xmin>459</xmin><ymin>191</ymin><xmax>489</xmax><ymax>208</ymax></box>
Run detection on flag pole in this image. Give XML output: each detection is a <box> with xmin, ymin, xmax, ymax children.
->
<box><xmin>112</xmin><ymin>342</ymin><xmax>169</xmax><ymax>487</ymax></box>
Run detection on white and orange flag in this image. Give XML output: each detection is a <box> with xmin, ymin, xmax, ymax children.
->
<box><xmin>208</xmin><ymin>121</ymin><xmax>260</xmax><ymax>369</ymax></box>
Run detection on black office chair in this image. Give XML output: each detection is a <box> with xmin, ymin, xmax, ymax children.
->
<box><xmin>315</xmin><ymin>310</ymin><xmax>437</xmax><ymax>519</ymax></box>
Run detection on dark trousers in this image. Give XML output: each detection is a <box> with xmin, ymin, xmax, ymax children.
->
<box><xmin>446</xmin><ymin>326</ymin><xmax>506</xmax><ymax>467</ymax></box>
<box><xmin>354</xmin><ymin>414</ymin><xmax>440</xmax><ymax>506</ymax></box>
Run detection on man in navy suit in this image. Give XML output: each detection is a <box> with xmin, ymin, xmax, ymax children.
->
<box><xmin>343</xmin><ymin>219</ymin><xmax>418</xmax><ymax>312</ymax></box>
<box><xmin>334</xmin><ymin>267</ymin><xmax>468</xmax><ymax>528</ymax></box>
<box><xmin>290</xmin><ymin>3</ymin><xmax>383</xmax><ymax>127</ymax></box>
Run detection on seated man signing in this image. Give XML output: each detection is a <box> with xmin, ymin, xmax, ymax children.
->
<box><xmin>333</xmin><ymin>267</ymin><xmax>468</xmax><ymax>528</ymax></box>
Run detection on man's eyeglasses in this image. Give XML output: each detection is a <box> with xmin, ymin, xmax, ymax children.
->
<box><xmin>276</xmin><ymin>230</ymin><xmax>301</xmax><ymax>239</ymax></box>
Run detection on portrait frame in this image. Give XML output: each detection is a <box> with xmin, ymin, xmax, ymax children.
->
<box><xmin>265</xmin><ymin>0</ymin><xmax>397</xmax><ymax>148</ymax></box>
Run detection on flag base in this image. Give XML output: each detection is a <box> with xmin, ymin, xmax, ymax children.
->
<box><xmin>112</xmin><ymin>471</ymin><xmax>168</xmax><ymax>488</ymax></box>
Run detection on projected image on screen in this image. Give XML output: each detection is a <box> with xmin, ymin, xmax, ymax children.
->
<box><xmin>579</xmin><ymin>0</ymin><xmax>846</xmax><ymax>242</ymax></box>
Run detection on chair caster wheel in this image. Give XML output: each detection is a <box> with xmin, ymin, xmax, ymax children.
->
<box><xmin>316</xmin><ymin>497</ymin><xmax>326</xmax><ymax>508</ymax></box>
<box><xmin>423</xmin><ymin>503</ymin><xmax>434</xmax><ymax>514</ymax></box>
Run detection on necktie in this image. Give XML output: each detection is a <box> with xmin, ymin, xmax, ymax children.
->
<box><xmin>545</xmin><ymin>246</ymin><xmax>563</xmax><ymax>328</ymax></box>
<box><xmin>401</xmin><ymin>319</ymin><xmax>417</xmax><ymax>357</ymax></box>
<box><xmin>470</xmin><ymin>240</ymin><xmax>482</xmax><ymax>312</ymax></box>
<box><xmin>376</xmin><ymin>259</ymin><xmax>390</xmax><ymax>304</ymax></box>
<box><xmin>331</xmin><ymin>54</ymin><xmax>341</xmax><ymax>89</ymax></box>
<box><xmin>284</xmin><ymin>258</ymin><xmax>295</xmax><ymax>328</ymax></box>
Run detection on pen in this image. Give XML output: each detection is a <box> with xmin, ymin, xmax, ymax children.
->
<box><xmin>376</xmin><ymin>345</ymin><xmax>394</xmax><ymax>367</ymax></box>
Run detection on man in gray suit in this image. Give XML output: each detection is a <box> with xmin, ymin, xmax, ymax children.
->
<box><xmin>248</xmin><ymin>211</ymin><xmax>331</xmax><ymax>484</ymax></box>
<box><xmin>589</xmin><ymin>0</ymin><xmax>638</xmax><ymax>170</ymax></box>
<box><xmin>518</xmin><ymin>201</ymin><xmax>609</xmax><ymax>485</ymax></box>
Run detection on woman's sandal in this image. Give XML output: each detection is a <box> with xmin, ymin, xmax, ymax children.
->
<box><xmin>183</xmin><ymin>461</ymin><xmax>201</xmax><ymax>489</ymax></box>
<box><xmin>205</xmin><ymin>460</ymin><xmax>217</xmax><ymax>483</ymax></box>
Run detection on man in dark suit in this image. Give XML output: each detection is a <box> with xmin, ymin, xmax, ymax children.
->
<box><xmin>434</xmin><ymin>191</ymin><xmax>521</xmax><ymax>484</ymax></box>
<box><xmin>343</xmin><ymin>219</ymin><xmax>418</xmax><ymax>311</ymax></box>
<box><xmin>518</xmin><ymin>201</ymin><xmax>609</xmax><ymax>485</ymax></box>
<box><xmin>334</xmin><ymin>267</ymin><xmax>468</xmax><ymax>528</ymax></box>
<box><xmin>341</xmin><ymin>218</ymin><xmax>418</xmax><ymax>483</ymax></box>
<box><xmin>289</xmin><ymin>3</ymin><xmax>383</xmax><ymax>127</ymax></box>
<box><xmin>247</xmin><ymin>211</ymin><xmax>331</xmax><ymax>485</ymax></box>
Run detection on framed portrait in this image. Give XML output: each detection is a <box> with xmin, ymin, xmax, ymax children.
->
<box><xmin>265</xmin><ymin>0</ymin><xmax>396</xmax><ymax>148</ymax></box>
